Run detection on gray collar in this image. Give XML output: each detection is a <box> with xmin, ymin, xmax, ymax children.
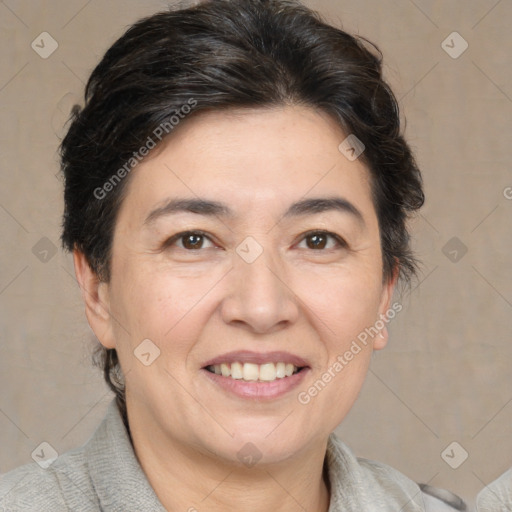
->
<box><xmin>84</xmin><ymin>400</ymin><xmax>166</xmax><ymax>511</ymax></box>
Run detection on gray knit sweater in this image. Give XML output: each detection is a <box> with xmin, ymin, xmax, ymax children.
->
<box><xmin>0</xmin><ymin>400</ymin><xmax>464</xmax><ymax>511</ymax></box>
<box><xmin>476</xmin><ymin>467</ymin><xmax>512</xmax><ymax>511</ymax></box>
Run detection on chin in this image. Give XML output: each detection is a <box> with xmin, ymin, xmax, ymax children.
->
<box><xmin>217</xmin><ymin>427</ymin><xmax>311</xmax><ymax>467</ymax></box>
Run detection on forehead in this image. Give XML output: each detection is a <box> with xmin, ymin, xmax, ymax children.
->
<box><xmin>117</xmin><ymin>105</ymin><xmax>376</xmax><ymax>227</ymax></box>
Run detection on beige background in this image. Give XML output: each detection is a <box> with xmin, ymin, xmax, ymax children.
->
<box><xmin>1</xmin><ymin>0</ymin><xmax>511</xmax><ymax>508</ymax></box>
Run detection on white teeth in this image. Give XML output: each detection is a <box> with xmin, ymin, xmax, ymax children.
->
<box><xmin>242</xmin><ymin>363</ymin><xmax>259</xmax><ymax>381</ymax></box>
<box><xmin>259</xmin><ymin>363</ymin><xmax>276</xmax><ymax>381</ymax></box>
<box><xmin>230</xmin><ymin>362</ymin><xmax>243</xmax><ymax>379</ymax></box>
<box><xmin>208</xmin><ymin>362</ymin><xmax>301</xmax><ymax>382</ymax></box>
<box><xmin>220</xmin><ymin>363</ymin><xmax>231</xmax><ymax>377</ymax></box>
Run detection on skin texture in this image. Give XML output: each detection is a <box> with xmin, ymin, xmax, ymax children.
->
<box><xmin>74</xmin><ymin>105</ymin><xmax>396</xmax><ymax>512</ymax></box>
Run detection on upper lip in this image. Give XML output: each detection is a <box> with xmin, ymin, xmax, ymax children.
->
<box><xmin>201</xmin><ymin>351</ymin><xmax>310</xmax><ymax>368</ymax></box>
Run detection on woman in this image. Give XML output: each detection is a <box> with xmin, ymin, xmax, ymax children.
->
<box><xmin>0</xmin><ymin>0</ymin><xmax>467</xmax><ymax>510</ymax></box>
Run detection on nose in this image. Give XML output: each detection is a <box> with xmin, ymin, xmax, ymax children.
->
<box><xmin>220</xmin><ymin>245</ymin><xmax>300</xmax><ymax>334</ymax></box>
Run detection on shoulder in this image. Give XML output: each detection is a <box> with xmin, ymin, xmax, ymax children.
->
<box><xmin>1</xmin><ymin>449</ymin><xmax>76</xmax><ymax>510</ymax></box>
<box><xmin>326</xmin><ymin>434</ymin><xmax>467</xmax><ymax>511</ymax></box>
<box><xmin>476</xmin><ymin>467</ymin><xmax>512</xmax><ymax>511</ymax></box>
<box><xmin>1</xmin><ymin>464</ymin><xmax>62</xmax><ymax>511</ymax></box>
<box><xmin>0</xmin><ymin>443</ymin><xmax>98</xmax><ymax>512</ymax></box>
<box><xmin>0</xmin><ymin>399</ymin><xmax>164</xmax><ymax>512</ymax></box>
<box><xmin>0</xmin><ymin>402</ymin><xmax>118</xmax><ymax>512</ymax></box>
<box><xmin>358</xmin><ymin>457</ymin><xmax>466</xmax><ymax>511</ymax></box>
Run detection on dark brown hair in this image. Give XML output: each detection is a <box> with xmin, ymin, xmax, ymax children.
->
<box><xmin>60</xmin><ymin>0</ymin><xmax>424</xmax><ymax>416</ymax></box>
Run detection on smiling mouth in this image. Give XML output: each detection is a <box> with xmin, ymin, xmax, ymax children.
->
<box><xmin>205</xmin><ymin>362</ymin><xmax>305</xmax><ymax>382</ymax></box>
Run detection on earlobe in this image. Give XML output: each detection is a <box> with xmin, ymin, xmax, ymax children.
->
<box><xmin>374</xmin><ymin>326</ymin><xmax>388</xmax><ymax>351</ymax></box>
<box><xmin>72</xmin><ymin>250</ymin><xmax>116</xmax><ymax>349</ymax></box>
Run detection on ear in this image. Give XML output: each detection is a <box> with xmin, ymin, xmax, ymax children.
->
<box><xmin>373</xmin><ymin>263</ymin><xmax>399</xmax><ymax>351</ymax></box>
<box><xmin>73</xmin><ymin>250</ymin><xmax>116</xmax><ymax>349</ymax></box>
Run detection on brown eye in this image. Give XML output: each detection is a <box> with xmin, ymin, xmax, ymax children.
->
<box><xmin>163</xmin><ymin>231</ymin><xmax>215</xmax><ymax>251</ymax></box>
<box><xmin>306</xmin><ymin>233</ymin><xmax>328</xmax><ymax>250</ymax></box>
<box><xmin>182</xmin><ymin>233</ymin><xmax>205</xmax><ymax>250</ymax></box>
<box><xmin>298</xmin><ymin>231</ymin><xmax>346</xmax><ymax>251</ymax></box>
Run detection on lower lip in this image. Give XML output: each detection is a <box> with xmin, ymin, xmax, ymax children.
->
<box><xmin>201</xmin><ymin>368</ymin><xmax>310</xmax><ymax>400</ymax></box>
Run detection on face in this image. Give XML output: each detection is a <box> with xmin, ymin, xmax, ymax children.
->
<box><xmin>85</xmin><ymin>105</ymin><xmax>395</xmax><ymax>466</ymax></box>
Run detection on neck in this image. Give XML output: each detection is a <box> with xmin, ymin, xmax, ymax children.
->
<box><xmin>126</xmin><ymin>408</ymin><xmax>331</xmax><ymax>512</ymax></box>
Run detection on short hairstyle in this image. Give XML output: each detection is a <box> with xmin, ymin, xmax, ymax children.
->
<box><xmin>60</xmin><ymin>0</ymin><xmax>424</xmax><ymax>414</ymax></box>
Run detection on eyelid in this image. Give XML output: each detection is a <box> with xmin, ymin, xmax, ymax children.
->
<box><xmin>294</xmin><ymin>230</ymin><xmax>348</xmax><ymax>250</ymax></box>
<box><xmin>162</xmin><ymin>230</ymin><xmax>217</xmax><ymax>250</ymax></box>
<box><xmin>162</xmin><ymin>229</ymin><xmax>347</xmax><ymax>251</ymax></box>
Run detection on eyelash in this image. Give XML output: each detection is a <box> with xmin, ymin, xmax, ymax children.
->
<box><xmin>162</xmin><ymin>230</ymin><xmax>347</xmax><ymax>252</ymax></box>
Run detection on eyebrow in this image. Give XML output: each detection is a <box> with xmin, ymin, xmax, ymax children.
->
<box><xmin>143</xmin><ymin>196</ymin><xmax>365</xmax><ymax>226</ymax></box>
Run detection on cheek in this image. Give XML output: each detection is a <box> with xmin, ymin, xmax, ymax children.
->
<box><xmin>109</xmin><ymin>265</ymin><xmax>218</xmax><ymax>355</ymax></box>
<box><xmin>107</xmin><ymin>269</ymin><xmax>212</xmax><ymax>399</ymax></box>
<box><xmin>296</xmin><ymin>264</ymin><xmax>383</xmax><ymax>345</ymax></box>
<box><xmin>298</xmin><ymin>271</ymin><xmax>380</xmax><ymax>419</ymax></box>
